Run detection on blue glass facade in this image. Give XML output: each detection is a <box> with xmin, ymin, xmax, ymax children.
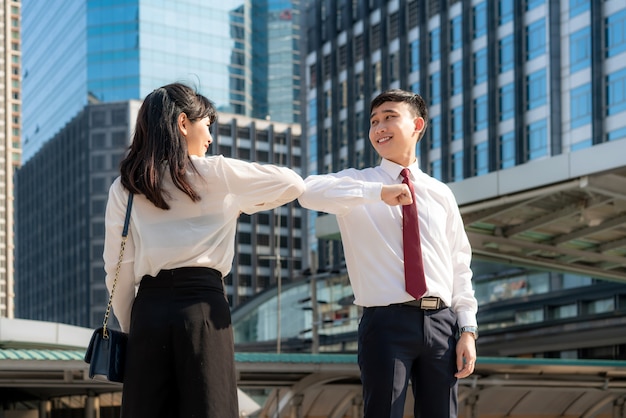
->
<box><xmin>22</xmin><ymin>1</ymin><xmax>87</xmax><ymax>162</ymax></box>
<box><xmin>22</xmin><ymin>0</ymin><xmax>251</xmax><ymax>161</ymax></box>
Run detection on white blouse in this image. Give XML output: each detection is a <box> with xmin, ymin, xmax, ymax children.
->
<box><xmin>104</xmin><ymin>155</ymin><xmax>305</xmax><ymax>332</ymax></box>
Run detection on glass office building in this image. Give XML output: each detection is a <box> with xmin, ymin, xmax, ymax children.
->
<box><xmin>252</xmin><ymin>0</ymin><xmax>302</xmax><ymax>123</ymax></box>
<box><xmin>16</xmin><ymin>0</ymin><xmax>305</xmax><ymax>325</ymax></box>
<box><xmin>21</xmin><ymin>0</ymin><xmax>252</xmax><ymax>161</ymax></box>
<box><xmin>232</xmin><ymin>0</ymin><xmax>626</xmax><ymax>359</ymax></box>
<box><xmin>302</xmin><ymin>0</ymin><xmax>626</xmax><ymax>274</ymax></box>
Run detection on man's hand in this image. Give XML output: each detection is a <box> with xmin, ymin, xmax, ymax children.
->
<box><xmin>454</xmin><ymin>333</ymin><xmax>477</xmax><ymax>378</ymax></box>
<box><xmin>381</xmin><ymin>184</ymin><xmax>412</xmax><ymax>206</ymax></box>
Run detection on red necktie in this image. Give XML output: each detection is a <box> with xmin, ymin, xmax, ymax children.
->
<box><xmin>400</xmin><ymin>168</ymin><xmax>427</xmax><ymax>299</ymax></box>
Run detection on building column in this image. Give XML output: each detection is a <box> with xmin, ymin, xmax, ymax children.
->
<box><xmin>465</xmin><ymin>394</ymin><xmax>479</xmax><ymax>418</ymax></box>
<box><xmin>351</xmin><ymin>394</ymin><xmax>363</xmax><ymax>418</ymax></box>
<box><xmin>38</xmin><ymin>400</ymin><xmax>51</xmax><ymax>418</ymax></box>
<box><xmin>85</xmin><ymin>392</ymin><xmax>100</xmax><ymax>418</ymax></box>
<box><xmin>289</xmin><ymin>394</ymin><xmax>303</xmax><ymax>418</ymax></box>
<box><xmin>614</xmin><ymin>397</ymin><xmax>625</xmax><ymax>418</ymax></box>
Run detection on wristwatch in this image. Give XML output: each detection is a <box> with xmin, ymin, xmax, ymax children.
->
<box><xmin>460</xmin><ymin>326</ymin><xmax>478</xmax><ymax>340</ymax></box>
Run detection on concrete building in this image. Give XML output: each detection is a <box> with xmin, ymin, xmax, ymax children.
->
<box><xmin>15</xmin><ymin>100</ymin><xmax>303</xmax><ymax>328</ymax></box>
<box><xmin>0</xmin><ymin>0</ymin><xmax>21</xmax><ymax>319</ymax></box>
<box><xmin>288</xmin><ymin>0</ymin><xmax>626</xmax><ymax>360</ymax></box>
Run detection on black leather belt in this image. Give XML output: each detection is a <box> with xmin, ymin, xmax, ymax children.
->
<box><xmin>398</xmin><ymin>297</ymin><xmax>445</xmax><ymax>310</ymax></box>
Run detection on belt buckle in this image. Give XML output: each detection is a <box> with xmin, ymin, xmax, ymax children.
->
<box><xmin>419</xmin><ymin>297</ymin><xmax>440</xmax><ymax>310</ymax></box>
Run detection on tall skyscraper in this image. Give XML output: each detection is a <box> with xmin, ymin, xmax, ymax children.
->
<box><xmin>0</xmin><ymin>0</ymin><xmax>21</xmax><ymax>318</ymax></box>
<box><xmin>251</xmin><ymin>0</ymin><xmax>302</xmax><ymax>123</ymax></box>
<box><xmin>294</xmin><ymin>0</ymin><xmax>626</xmax><ymax>359</ymax></box>
<box><xmin>16</xmin><ymin>0</ymin><xmax>304</xmax><ymax>326</ymax></box>
<box><xmin>21</xmin><ymin>0</ymin><xmax>254</xmax><ymax>162</ymax></box>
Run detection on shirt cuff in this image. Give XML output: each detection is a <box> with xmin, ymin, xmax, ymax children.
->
<box><xmin>364</xmin><ymin>182</ymin><xmax>384</xmax><ymax>202</ymax></box>
<box><xmin>456</xmin><ymin>310</ymin><xmax>478</xmax><ymax>329</ymax></box>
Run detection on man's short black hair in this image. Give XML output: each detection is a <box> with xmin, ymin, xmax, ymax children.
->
<box><xmin>370</xmin><ymin>89</ymin><xmax>429</xmax><ymax>140</ymax></box>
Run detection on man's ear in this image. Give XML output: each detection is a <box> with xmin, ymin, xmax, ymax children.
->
<box><xmin>414</xmin><ymin>116</ymin><xmax>425</xmax><ymax>134</ymax></box>
<box><xmin>177</xmin><ymin>113</ymin><xmax>188</xmax><ymax>136</ymax></box>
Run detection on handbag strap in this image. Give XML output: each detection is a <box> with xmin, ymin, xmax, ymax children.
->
<box><xmin>102</xmin><ymin>192</ymin><xmax>134</xmax><ymax>339</ymax></box>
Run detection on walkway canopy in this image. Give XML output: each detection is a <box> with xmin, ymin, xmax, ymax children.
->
<box><xmin>2</xmin><ymin>347</ymin><xmax>626</xmax><ymax>417</ymax></box>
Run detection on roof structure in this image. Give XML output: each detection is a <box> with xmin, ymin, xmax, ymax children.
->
<box><xmin>2</xmin><ymin>348</ymin><xmax>626</xmax><ymax>417</ymax></box>
<box><xmin>451</xmin><ymin>139</ymin><xmax>626</xmax><ymax>283</ymax></box>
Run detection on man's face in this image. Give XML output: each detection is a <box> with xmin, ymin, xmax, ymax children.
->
<box><xmin>369</xmin><ymin>101</ymin><xmax>424</xmax><ymax>167</ymax></box>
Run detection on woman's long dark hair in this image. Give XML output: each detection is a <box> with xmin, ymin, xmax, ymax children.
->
<box><xmin>120</xmin><ymin>83</ymin><xmax>217</xmax><ymax>209</ymax></box>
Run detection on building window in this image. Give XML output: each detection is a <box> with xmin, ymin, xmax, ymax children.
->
<box><xmin>430</xmin><ymin>159</ymin><xmax>442</xmax><ymax>181</ymax></box>
<box><xmin>570</xmin><ymin>83</ymin><xmax>592</xmax><ymax>129</ymax></box>
<box><xmin>430</xmin><ymin>116</ymin><xmax>441</xmax><ymax>149</ymax></box>
<box><xmin>527</xmin><ymin>118</ymin><xmax>548</xmax><ymax>160</ymax></box>
<box><xmin>516</xmin><ymin>308</ymin><xmax>544</xmax><ymax>324</ymax></box>
<box><xmin>526</xmin><ymin>0</ymin><xmax>543</xmax><ymax>11</ymax></box>
<box><xmin>527</xmin><ymin>69</ymin><xmax>547</xmax><ymax>110</ymax></box>
<box><xmin>551</xmin><ymin>304</ymin><xmax>578</xmax><ymax>320</ymax></box>
<box><xmin>355</xmin><ymin>72</ymin><xmax>364</xmax><ymax>100</ymax></box>
<box><xmin>569</xmin><ymin>0</ymin><xmax>588</xmax><ymax>17</ymax></box>
<box><xmin>571</xmin><ymin>138</ymin><xmax>592</xmax><ymax>151</ymax></box>
<box><xmin>452</xmin><ymin>151</ymin><xmax>463</xmax><ymax>181</ymax></box>
<box><xmin>499</xmin><ymin>83</ymin><xmax>515</xmax><ymax>121</ymax></box>
<box><xmin>388</xmin><ymin>12</ymin><xmax>399</xmax><ymax>39</ymax></box>
<box><xmin>411</xmin><ymin>82</ymin><xmax>421</xmax><ymax>96</ymax></box>
<box><xmin>499</xmin><ymin>35</ymin><xmax>514</xmax><ymax>73</ymax></box>
<box><xmin>473</xmin><ymin>2</ymin><xmax>487</xmax><ymax>39</ymax></box>
<box><xmin>308</xmin><ymin>98</ymin><xmax>317</xmax><ymax>128</ymax></box>
<box><xmin>607</xmin><ymin>8</ymin><xmax>626</xmax><ymax>58</ymax></box>
<box><xmin>451</xmin><ymin>61</ymin><xmax>463</xmax><ymax>95</ymax></box>
<box><xmin>408</xmin><ymin>0</ymin><xmax>418</xmax><ymax>28</ymax></box>
<box><xmin>389</xmin><ymin>53</ymin><xmax>399</xmax><ymax>82</ymax></box>
<box><xmin>338</xmin><ymin>44</ymin><xmax>347</xmax><ymax>70</ymax></box>
<box><xmin>324</xmin><ymin>89</ymin><xmax>332</xmax><ymax>119</ymax></box>
<box><xmin>430</xmin><ymin>28</ymin><xmax>440</xmax><ymax>62</ymax></box>
<box><xmin>586</xmin><ymin>298</ymin><xmax>615</xmax><ymax>314</ymax></box>
<box><xmin>372</xmin><ymin>61</ymin><xmax>382</xmax><ymax>91</ymax></box>
<box><xmin>474</xmin><ymin>95</ymin><xmax>488</xmax><ymax>131</ymax></box>
<box><xmin>608</xmin><ymin>126</ymin><xmax>626</xmax><ymax>142</ymax></box>
<box><xmin>450</xmin><ymin>15</ymin><xmax>462</xmax><ymax>50</ymax></box>
<box><xmin>474</xmin><ymin>142</ymin><xmax>488</xmax><ymax>175</ymax></box>
<box><xmin>570</xmin><ymin>27</ymin><xmax>591</xmax><ymax>73</ymax></box>
<box><xmin>607</xmin><ymin>68</ymin><xmax>626</xmax><ymax>115</ymax></box>
<box><xmin>430</xmin><ymin>72</ymin><xmax>441</xmax><ymax>105</ymax></box>
<box><xmin>371</xmin><ymin>23</ymin><xmax>381</xmax><ymax>50</ymax></box>
<box><xmin>499</xmin><ymin>0</ymin><xmax>513</xmax><ymax>25</ymax></box>
<box><xmin>451</xmin><ymin>106</ymin><xmax>463</xmax><ymax>141</ymax></box>
<box><xmin>500</xmin><ymin>131</ymin><xmax>515</xmax><ymax>168</ymax></box>
<box><xmin>526</xmin><ymin>19</ymin><xmax>546</xmax><ymax>60</ymax></box>
<box><xmin>354</xmin><ymin>34</ymin><xmax>364</xmax><ymax>61</ymax></box>
<box><xmin>410</xmin><ymin>39</ymin><xmax>419</xmax><ymax>72</ymax></box>
<box><xmin>473</xmin><ymin>48</ymin><xmax>487</xmax><ymax>85</ymax></box>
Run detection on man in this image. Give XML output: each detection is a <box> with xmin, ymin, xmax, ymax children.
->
<box><xmin>298</xmin><ymin>89</ymin><xmax>478</xmax><ymax>417</ymax></box>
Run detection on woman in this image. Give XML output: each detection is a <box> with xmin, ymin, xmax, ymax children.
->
<box><xmin>103</xmin><ymin>83</ymin><xmax>305</xmax><ymax>418</ymax></box>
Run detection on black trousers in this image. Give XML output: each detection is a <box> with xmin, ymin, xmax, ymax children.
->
<box><xmin>357</xmin><ymin>304</ymin><xmax>458</xmax><ymax>418</ymax></box>
<box><xmin>121</xmin><ymin>267</ymin><xmax>238</xmax><ymax>418</ymax></box>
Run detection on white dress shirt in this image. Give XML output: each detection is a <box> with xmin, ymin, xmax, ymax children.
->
<box><xmin>298</xmin><ymin>158</ymin><xmax>477</xmax><ymax>328</ymax></box>
<box><xmin>104</xmin><ymin>155</ymin><xmax>305</xmax><ymax>332</ymax></box>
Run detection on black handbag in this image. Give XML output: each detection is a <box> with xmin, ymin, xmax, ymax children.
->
<box><xmin>84</xmin><ymin>193</ymin><xmax>133</xmax><ymax>383</ymax></box>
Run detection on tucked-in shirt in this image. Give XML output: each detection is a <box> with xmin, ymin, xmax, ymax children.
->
<box><xmin>104</xmin><ymin>155</ymin><xmax>305</xmax><ymax>332</ymax></box>
<box><xmin>298</xmin><ymin>158</ymin><xmax>477</xmax><ymax>328</ymax></box>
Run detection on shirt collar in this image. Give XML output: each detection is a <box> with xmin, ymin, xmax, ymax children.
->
<box><xmin>380</xmin><ymin>158</ymin><xmax>420</xmax><ymax>181</ymax></box>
